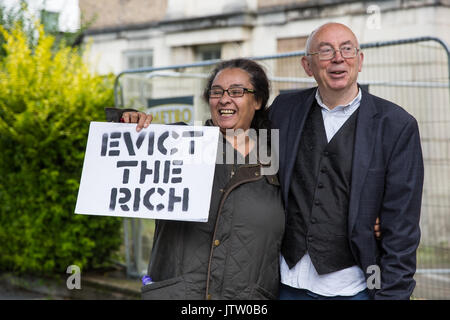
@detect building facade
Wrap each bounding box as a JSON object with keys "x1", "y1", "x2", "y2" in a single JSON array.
[{"x1": 80, "y1": 0, "x2": 450, "y2": 74}]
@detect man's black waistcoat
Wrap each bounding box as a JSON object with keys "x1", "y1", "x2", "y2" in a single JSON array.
[{"x1": 281, "y1": 100, "x2": 359, "y2": 275}]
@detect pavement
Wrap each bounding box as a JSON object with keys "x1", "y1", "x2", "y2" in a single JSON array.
[
  {"x1": 2, "y1": 267, "x2": 449, "y2": 300},
  {"x1": 414, "y1": 272, "x2": 450, "y2": 300},
  {"x1": 0, "y1": 266, "x2": 141, "y2": 300},
  {"x1": 0, "y1": 285, "x2": 50, "y2": 300}
]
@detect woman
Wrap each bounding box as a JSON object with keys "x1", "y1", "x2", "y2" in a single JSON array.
[{"x1": 120, "y1": 58, "x2": 285, "y2": 299}]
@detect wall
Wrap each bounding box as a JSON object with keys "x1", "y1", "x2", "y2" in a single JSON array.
[{"x1": 79, "y1": 0, "x2": 167, "y2": 30}]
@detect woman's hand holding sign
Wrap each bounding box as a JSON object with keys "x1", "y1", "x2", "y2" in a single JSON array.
[{"x1": 122, "y1": 111, "x2": 153, "y2": 132}]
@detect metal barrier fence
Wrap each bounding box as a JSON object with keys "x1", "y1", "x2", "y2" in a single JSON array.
[{"x1": 114, "y1": 37, "x2": 450, "y2": 299}]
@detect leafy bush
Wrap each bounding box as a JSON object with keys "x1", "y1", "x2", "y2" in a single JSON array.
[
  {"x1": 0, "y1": 2, "x2": 86, "y2": 58},
  {"x1": 0, "y1": 24, "x2": 122, "y2": 275}
]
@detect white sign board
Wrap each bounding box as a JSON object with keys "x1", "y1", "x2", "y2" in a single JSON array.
[{"x1": 75, "y1": 122, "x2": 219, "y2": 222}]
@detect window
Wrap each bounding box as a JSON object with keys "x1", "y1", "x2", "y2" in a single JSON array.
[
  {"x1": 277, "y1": 36, "x2": 307, "y2": 54},
  {"x1": 125, "y1": 50, "x2": 154, "y2": 69},
  {"x1": 123, "y1": 50, "x2": 154, "y2": 107},
  {"x1": 195, "y1": 44, "x2": 221, "y2": 61},
  {"x1": 275, "y1": 36, "x2": 309, "y2": 92},
  {"x1": 41, "y1": 10, "x2": 59, "y2": 33}
]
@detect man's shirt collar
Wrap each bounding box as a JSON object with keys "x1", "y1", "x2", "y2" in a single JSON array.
[{"x1": 315, "y1": 88, "x2": 362, "y2": 114}]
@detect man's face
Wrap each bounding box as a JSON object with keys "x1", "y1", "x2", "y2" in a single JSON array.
[{"x1": 302, "y1": 23, "x2": 364, "y2": 94}]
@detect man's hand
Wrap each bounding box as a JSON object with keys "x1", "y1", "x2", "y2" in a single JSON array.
[
  {"x1": 374, "y1": 217, "x2": 381, "y2": 240},
  {"x1": 121, "y1": 111, "x2": 153, "y2": 132}
]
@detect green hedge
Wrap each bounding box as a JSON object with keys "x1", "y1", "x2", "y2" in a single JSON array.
[{"x1": 0, "y1": 24, "x2": 122, "y2": 275}]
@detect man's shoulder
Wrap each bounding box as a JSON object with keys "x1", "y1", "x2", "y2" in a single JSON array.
[
  {"x1": 362, "y1": 89, "x2": 417, "y2": 124},
  {"x1": 364, "y1": 90, "x2": 398, "y2": 109},
  {"x1": 269, "y1": 87, "x2": 316, "y2": 116},
  {"x1": 274, "y1": 87, "x2": 316, "y2": 102},
  {"x1": 269, "y1": 88, "x2": 315, "y2": 125}
]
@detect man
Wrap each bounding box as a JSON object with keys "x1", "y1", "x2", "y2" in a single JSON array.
[{"x1": 269, "y1": 22, "x2": 424, "y2": 299}]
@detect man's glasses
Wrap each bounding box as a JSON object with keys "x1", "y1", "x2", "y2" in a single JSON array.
[
  {"x1": 307, "y1": 45, "x2": 360, "y2": 61},
  {"x1": 209, "y1": 87, "x2": 255, "y2": 98}
]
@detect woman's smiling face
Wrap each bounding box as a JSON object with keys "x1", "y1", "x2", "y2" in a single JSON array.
[{"x1": 209, "y1": 68, "x2": 261, "y2": 133}]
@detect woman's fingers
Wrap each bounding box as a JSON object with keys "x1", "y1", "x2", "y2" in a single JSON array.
[
  {"x1": 137, "y1": 113, "x2": 152, "y2": 132},
  {"x1": 144, "y1": 114, "x2": 153, "y2": 128},
  {"x1": 374, "y1": 217, "x2": 381, "y2": 240},
  {"x1": 121, "y1": 111, "x2": 131, "y2": 123},
  {"x1": 121, "y1": 112, "x2": 152, "y2": 132},
  {"x1": 130, "y1": 112, "x2": 140, "y2": 125}
]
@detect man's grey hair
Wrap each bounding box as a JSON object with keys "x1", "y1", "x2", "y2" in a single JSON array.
[
  {"x1": 304, "y1": 22, "x2": 361, "y2": 55},
  {"x1": 305, "y1": 26, "x2": 320, "y2": 54}
]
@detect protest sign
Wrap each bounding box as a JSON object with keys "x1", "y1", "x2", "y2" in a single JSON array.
[{"x1": 75, "y1": 122, "x2": 219, "y2": 222}]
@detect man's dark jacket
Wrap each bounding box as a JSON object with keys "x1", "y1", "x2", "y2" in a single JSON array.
[{"x1": 269, "y1": 86, "x2": 424, "y2": 299}]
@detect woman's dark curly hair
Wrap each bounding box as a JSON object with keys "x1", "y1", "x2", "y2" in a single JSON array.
[{"x1": 203, "y1": 58, "x2": 272, "y2": 134}]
